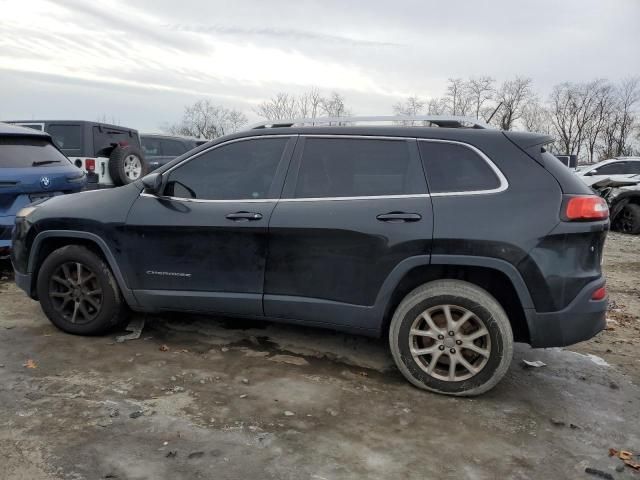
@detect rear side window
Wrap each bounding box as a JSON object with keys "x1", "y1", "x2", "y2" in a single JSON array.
[
  {"x1": 165, "y1": 137, "x2": 288, "y2": 200},
  {"x1": 593, "y1": 162, "x2": 627, "y2": 175},
  {"x1": 418, "y1": 141, "x2": 500, "y2": 194},
  {"x1": 294, "y1": 138, "x2": 426, "y2": 198},
  {"x1": 48, "y1": 124, "x2": 82, "y2": 156},
  {"x1": 141, "y1": 137, "x2": 161, "y2": 157},
  {"x1": 0, "y1": 137, "x2": 70, "y2": 168}
]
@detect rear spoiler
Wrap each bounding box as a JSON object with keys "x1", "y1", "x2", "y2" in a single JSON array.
[
  {"x1": 502, "y1": 131, "x2": 592, "y2": 195},
  {"x1": 502, "y1": 131, "x2": 554, "y2": 166}
]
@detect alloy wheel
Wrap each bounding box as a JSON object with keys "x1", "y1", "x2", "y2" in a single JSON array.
[
  {"x1": 123, "y1": 154, "x2": 142, "y2": 180},
  {"x1": 48, "y1": 262, "x2": 103, "y2": 324},
  {"x1": 408, "y1": 304, "x2": 491, "y2": 381}
]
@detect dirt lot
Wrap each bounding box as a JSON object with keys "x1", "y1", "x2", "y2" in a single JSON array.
[{"x1": 0, "y1": 233, "x2": 639, "y2": 479}]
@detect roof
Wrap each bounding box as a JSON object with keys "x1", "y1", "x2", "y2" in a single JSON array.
[
  {"x1": 0, "y1": 121, "x2": 51, "y2": 138},
  {"x1": 140, "y1": 133, "x2": 204, "y2": 142},
  {"x1": 215, "y1": 125, "x2": 548, "y2": 147},
  {"x1": 5, "y1": 120, "x2": 137, "y2": 132}
]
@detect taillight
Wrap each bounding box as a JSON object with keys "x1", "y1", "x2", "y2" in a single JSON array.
[
  {"x1": 591, "y1": 286, "x2": 606, "y2": 301},
  {"x1": 85, "y1": 159, "x2": 96, "y2": 172},
  {"x1": 563, "y1": 196, "x2": 609, "y2": 221}
]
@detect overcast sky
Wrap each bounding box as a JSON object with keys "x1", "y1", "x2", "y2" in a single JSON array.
[{"x1": 1, "y1": 0, "x2": 639, "y2": 132}]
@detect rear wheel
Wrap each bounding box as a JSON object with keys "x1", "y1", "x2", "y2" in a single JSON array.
[
  {"x1": 614, "y1": 203, "x2": 640, "y2": 234},
  {"x1": 36, "y1": 245, "x2": 126, "y2": 335},
  {"x1": 389, "y1": 280, "x2": 513, "y2": 396}
]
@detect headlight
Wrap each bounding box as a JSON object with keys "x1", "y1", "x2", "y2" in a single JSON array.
[{"x1": 16, "y1": 206, "x2": 38, "y2": 218}]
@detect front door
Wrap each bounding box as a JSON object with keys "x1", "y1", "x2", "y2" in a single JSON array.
[
  {"x1": 124, "y1": 135, "x2": 296, "y2": 316},
  {"x1": 264, "y1": 136, "x2": 433, "y2": 331}
]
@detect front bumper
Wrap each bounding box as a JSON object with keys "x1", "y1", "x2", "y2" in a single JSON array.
[{"x1": 526, "y1": 277, "x2": 607, "y2": 348}]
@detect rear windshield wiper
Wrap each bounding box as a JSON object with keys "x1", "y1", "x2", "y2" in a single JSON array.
[{"x1": 32, "y1": 160, "x2": 61, "y2": 166}]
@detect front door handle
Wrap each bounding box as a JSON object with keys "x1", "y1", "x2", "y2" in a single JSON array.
[
  {"x1": 376, "y1": 212, "x2": 422, "y2": 223},
  {"x1": 225, "y1": 211, "x2": 263, "y2": 221}
]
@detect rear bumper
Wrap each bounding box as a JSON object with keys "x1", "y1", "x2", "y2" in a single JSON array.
[
  {"x1": 526, "y1": 277, "x2": 607, "y2": 348},
  {"x1": 0, "y1": 215, "x2": 15, "y2": 249}
]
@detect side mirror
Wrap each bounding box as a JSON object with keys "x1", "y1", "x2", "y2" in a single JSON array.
[
  {"x1": 141, "y1": 172, "x2": 162, "y2": 194},
  {"x1": 584, "y1": 169, "x2": 597, "y2": 176}
]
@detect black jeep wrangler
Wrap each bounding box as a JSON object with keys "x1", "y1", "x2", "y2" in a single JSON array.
[
  {"x1": 6, "y1": 120, "x2": 147, "y2": 188},
  {"x1": 11, "y1": 116, "x2": 609, "y2": 396}
]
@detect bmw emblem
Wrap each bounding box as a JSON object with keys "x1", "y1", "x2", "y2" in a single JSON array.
[{"x1": 40, "y1": 176, "x2": 51, "y2": 189}]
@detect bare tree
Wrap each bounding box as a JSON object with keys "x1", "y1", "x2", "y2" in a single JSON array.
[
  {"x1": 467, "y1": 76, "x2": 495, "y2": 120},
  {"x1": 320, "y1": 91, "x2": 351, "y2": 118},
  {"x1": 492, "y1": 77, "x2": 533, "y2": 130},
  {"x1": 548, "y1": 79, "x2": 610, "y2": 158},
  {"x1": 393, "y1": 96, "x2": 426, "y2": 125},
  {"x1": 444, "y1": 78, "x2": 472, "y2": 116},
  {"x1": 254, "y1": 93, "x2": 299, "y2": 120},
  {"x1": 296, "y1": 87, "x2": 323, "y2": 119},
  {"x1": 165, "y1": 100, "x2": 248, "y2": 139},
  {"x1": 521, "y1": 99, "x2": 551, "y2": 134},
  {"x1": 254, "y1": 89, "x2": 352, "y2": 122}
]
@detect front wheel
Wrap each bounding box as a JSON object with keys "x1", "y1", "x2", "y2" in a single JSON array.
[
  {"x1": 389, "y1": 280, "x2": 513, "y2": 396},
  {"x1": 614, "y1": 203, "x2": 640, "y2": 234},
  {"x1": 36, "y1": 245, "x2": 126, "y2": 335}
]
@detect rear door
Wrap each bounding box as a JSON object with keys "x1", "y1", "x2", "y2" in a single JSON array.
[
  {"x1": 264, "y1": 135, "x2": 433, "y2": 331},
  {"x1": 124, "y1": 135, "x2": 296, "y2": 316}
]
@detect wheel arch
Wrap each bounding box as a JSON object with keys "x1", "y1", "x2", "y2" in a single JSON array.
[
  {"x1": 28, "y1": 230, "x2": 137, "y2": 306},
  {"x1": 377, "y1": 255, "x2": 533, "y2": 344}
]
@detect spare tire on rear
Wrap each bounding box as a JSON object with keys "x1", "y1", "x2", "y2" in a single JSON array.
[{"x1": 108, "y1": 145, "x2": 147, "y2": 186}]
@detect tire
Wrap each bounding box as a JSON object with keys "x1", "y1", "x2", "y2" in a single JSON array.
[
  {"x1": 614, "y1": 203, "x2": 640, "y2": 234},
  {"x1": 36, "y1": 245, "x2": 127, "y2": 335},
  {"x1": 108, "y1": 145, "x2": 147, "y2": 186},
  {"x1": 389, "y1": 279, "x2": 513, "y2": 396}
]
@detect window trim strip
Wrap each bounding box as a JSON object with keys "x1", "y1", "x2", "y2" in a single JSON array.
[{"x1": 146, "y1": 134, "x2": 509, "y2": 203}]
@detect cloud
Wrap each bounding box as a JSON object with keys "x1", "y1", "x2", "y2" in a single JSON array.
[{"x1": 0, "y1": 0, "x2": 638, "y2": 132}]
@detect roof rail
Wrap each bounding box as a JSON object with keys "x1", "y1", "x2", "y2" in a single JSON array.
[{"x1": 248, "y1": 115, "x2": 492, "y2": 130}]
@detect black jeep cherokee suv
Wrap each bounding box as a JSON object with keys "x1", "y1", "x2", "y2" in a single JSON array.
[{"x1": 11, "y1": 117, "x2": 609, "y2": 396}]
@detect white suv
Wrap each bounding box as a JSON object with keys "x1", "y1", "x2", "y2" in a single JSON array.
[{"x1": 577, "y1": 157, "x2": 640, "y2": 186}]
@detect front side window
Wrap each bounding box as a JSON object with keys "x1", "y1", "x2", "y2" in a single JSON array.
[
  {"x1": 48, "y1": 124, "x2": 82, "y2": 156},
  {"x1": 165, "y1": 137, "x2": 288, "y2": 200},
  {"x1": 294, "y1": 138, "x2": 426, "y2": 198},
  {"x1": 141, "y1": 137, "x2": 161, "y2": 157},
  {"x1": 419, "y1": 141, "x2": 501, "y2": 194},
  {"x1": 621, "y1": 162, "x2": 640, "y2": 174}
]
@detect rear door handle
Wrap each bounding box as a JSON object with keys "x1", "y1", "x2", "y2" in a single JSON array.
[
  {"x1": 225, "y1": 211, "x2": 263, "y2": 221},
  {"x1": 376, "y1": 212, "x2": 422, "y2": 223}
]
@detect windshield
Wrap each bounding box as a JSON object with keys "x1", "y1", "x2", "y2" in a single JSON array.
[{"x1": 0, "y1": 137, "x2": 71, "y2": 168}]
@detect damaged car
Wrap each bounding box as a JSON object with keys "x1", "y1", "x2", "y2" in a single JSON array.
[{"x1": 591, "y1": 176, "x2": 640, "y2": 234}]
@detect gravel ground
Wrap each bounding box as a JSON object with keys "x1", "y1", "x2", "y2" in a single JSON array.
[{"x1": 0, "y1": 232, "x2": 638, "y2": 479}]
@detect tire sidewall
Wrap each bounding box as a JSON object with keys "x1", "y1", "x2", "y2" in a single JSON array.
[
  {"x1": 37, "y1": 247, "x2": 123, "y2": 335},
  {"x1": 109, "y1": 145, "x2": 147, "y2": 185},
  {"x1": 390, "y1": 283, "x2": 513, "y2": 396}
]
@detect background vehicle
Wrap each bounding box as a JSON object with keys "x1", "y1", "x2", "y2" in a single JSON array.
[
  {"x1": 576, "y1": 157, "x2": 640, "y2": 186},
  {"x1": 6, "y1": 120, "x2": 147, "y2": 188},
  {"x1": 591, "y1": 176, "x2": 640, "y2": 234},
  {"x1": 11, "y1": 115, "x2": 609, "y2": 396},
  {"x1": 0, "y1": 122, "x2": 85, "y2": 256},
  {"x1": 141, "y1": 134, "x2": 206, "y2": 171}
]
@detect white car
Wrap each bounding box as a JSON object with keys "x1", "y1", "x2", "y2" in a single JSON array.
[{"x1": 576, "y1": 157, "x2": 640, "y2": 186}]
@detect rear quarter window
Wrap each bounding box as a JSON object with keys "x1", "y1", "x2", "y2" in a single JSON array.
[
  {"x1": 418, "y1": 141, "x2": 501, "y2": 193},
  {"x1": 47, "y1": 124, "x2": 82, "y2": 157},
  {"x1": 0, "y1": 137, "x2": 70, "y2": 168}
]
